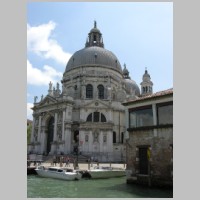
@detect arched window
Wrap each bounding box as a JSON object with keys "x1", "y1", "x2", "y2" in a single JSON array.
[
  {"x1": 86, "y1": 84, "x2": 93, "y2": 98},
  {"x1": 101, "y1": 113, "x2": 106, "y2": 122},
  {"x1": 97, "y1": 85, "x2": 104, "y2": 99},
  {"x1": 94, "y1": 112, "x2": 100, "y2": 122},
  {"x1": 93, "y1": 35, "x2": 97, "y2": 42},
  {"x1": 86, "y1": 112, "x2": 107, "y2": 122},
  {"x1": 86, "y1": 113, "x2": 92, "y2": 122},
  {"x1": 113, "y1": 131, "x2": 116, "y2": 143}
]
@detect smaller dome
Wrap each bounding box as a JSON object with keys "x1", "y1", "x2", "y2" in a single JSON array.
[
  {"x1": 90, "y1": 27, "x2": 101, "y2": 33},
  {"x1": 90, "y1": 20, "x2": 101, "y2": 33},
  {"x1": 143, "y1": 69, "x2": 150, "y2": 78},
  {"x1": 124, "y1": 79, "x2": 140, "y2": 96}
]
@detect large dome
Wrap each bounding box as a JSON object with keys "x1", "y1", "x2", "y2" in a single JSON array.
[{"x1": 65, "y1": 46, "x2": 122, "y2": 73}]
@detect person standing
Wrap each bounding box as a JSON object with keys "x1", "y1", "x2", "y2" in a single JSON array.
[{"x1": 67, "y1": 157, "x2": 70, "y2": 167}]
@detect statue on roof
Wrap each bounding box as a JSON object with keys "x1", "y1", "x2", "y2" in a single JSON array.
[
  {"x1": 34, "y1": 96, "x2": 38, "y2": 103},
  {"x1": 49, "y1": 81, "x2": 52, "y2": 90},
  {"x1": 56, "y1": 82, "x2": 60, "y2": 90}
]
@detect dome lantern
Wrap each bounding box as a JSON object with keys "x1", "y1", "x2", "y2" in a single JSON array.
[
  {"x1": 65, "y1": 22, "x2": 122, "y2": 73},
  {"x1": 123, "y1": 63, "x2": 130, "y2": 79},
  {"x1": 85, "y1": 21, "x2": 104, "y2": 48}
]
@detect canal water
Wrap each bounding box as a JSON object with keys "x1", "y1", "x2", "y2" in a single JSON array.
[{"x1": 27, "y1": 175, "x2": 173, "y2": 198}]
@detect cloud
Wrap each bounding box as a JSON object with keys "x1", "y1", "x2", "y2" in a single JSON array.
[
  {"x1": 27, "y1": 60, "x2": 62, "y2": 86},
  {"x1": 27, "y1": 103, "x2": 33, "y2": 120},
  {"x1": 27, "y1": 21, "x2": 72, "y2": 65}
]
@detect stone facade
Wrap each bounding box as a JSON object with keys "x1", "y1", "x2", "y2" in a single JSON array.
[
  {"x1": 123, "y1": 89, "x2": 173, "y2": 187},
  {"x1": 28, "y1": 22, "x2": 139, "y2": 162}
]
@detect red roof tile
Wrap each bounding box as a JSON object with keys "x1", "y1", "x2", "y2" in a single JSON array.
[{"x1": 123, "y1": 88, "x2": 173, "y2": 104}]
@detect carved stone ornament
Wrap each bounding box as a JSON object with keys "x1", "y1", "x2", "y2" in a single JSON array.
[{"x1": 93, "y1": 131, "x2": 99, "y2": 142}]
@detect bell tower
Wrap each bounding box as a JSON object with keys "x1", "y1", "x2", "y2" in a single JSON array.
[
  {"x1": 140, "y1": 68, "x2": 153, "y2": 96},
  {"x1": 85, "y1": 21, "x2": 104, "y2": 48}
]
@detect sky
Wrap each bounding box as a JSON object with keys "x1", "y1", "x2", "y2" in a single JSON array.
[{"x1": 27, "y1": 2, "x2": 173, "y2": 120}]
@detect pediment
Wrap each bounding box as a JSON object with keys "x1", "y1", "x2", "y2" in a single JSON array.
[{"x1": 37, "y1": 95, "x2": 57, "y2": 107}]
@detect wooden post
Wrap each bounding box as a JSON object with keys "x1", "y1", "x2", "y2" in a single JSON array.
[{"x1": 88, "y1": 159, "x2": 90, "y2": 170}]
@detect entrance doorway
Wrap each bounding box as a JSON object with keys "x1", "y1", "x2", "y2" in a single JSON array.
[
  {"x1": 139, "y1": 147, "x2": 148, "y2": 174},
  {"x1": 73, "y1": 130, "x2": 79, "y2": 154},
  {"x1": 47, "y1": 117, "x2": 54, "y2": 154}
]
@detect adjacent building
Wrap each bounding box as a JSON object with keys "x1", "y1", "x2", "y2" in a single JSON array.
[{"x1": 123, "y1": 85, "x2": 173, "y2": 187}]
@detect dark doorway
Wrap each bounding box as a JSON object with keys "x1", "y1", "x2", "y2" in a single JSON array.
[
  {"x1": 74, "y1": 130, "x2": 79, "y2": 143},
  {"x1": 113, "y1": 131, "x2": 116, "y2": 143},
  {"x1": 73, "y1": 130, "x2": 79, "y2": 154},
  {"x1": 139, "y1": 147, "x2": 148, "y2": 174},
  {"x1": 47, "y1": 117, "x2": 54, "y2": 154}
]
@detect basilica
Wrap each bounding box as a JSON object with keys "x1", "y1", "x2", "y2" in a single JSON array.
[{"x1": 28, "y1": 21, "x2": 153, "y2": 162}]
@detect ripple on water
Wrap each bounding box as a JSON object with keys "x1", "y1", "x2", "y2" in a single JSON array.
[{"x1": 27, "y1": 175, "x2": 173, "y2": 198}]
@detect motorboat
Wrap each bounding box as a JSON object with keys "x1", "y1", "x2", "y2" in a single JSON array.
[
  {"x1": 35, "y1": 166, "x2": 82, "y2": 181},
  {"x1": 81, "y1": 166, "x2": 126, "y2": 179}
]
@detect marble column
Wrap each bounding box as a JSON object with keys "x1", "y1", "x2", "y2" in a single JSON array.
[
  {"x1": 62, "y1": 110, "x2": 65, "y2": 141},
  {"x1": 40, "y1": 126, "x2": 45, "y2": 154},
  {"x1": 53, "y1": 112, "x2": 58, "y2": 141},
  {"x1": 64, "y1": 126, "x2": 72, "y2": 154}
]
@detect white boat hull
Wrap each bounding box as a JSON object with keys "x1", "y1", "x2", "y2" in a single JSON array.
[
  {"x1": 87, "y1": 167, "x2": 126, "y2": 179},
  {"x1": 35, "y1": 168, "x2": 82, "y2": 181}
]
